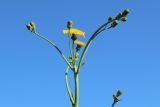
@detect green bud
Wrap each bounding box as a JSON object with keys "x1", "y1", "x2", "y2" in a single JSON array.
[
  {"x1": 67, "y1": 20, "x2": 73, "y2": 29},
  {"x1": 30, "y1": 22, "x2": 35, "y2": 28},
  {"x1": 30, "y1": 22, "x2": 36, "y2": 32},
  {"x1": 73, "y1": 52, "x2": 79, "y2": 61},
  {"x1": 69, "y1": 59, "x2": 73, "y2": 63},
  {"x1": 115, "y1": 12, "x2": 123, "y2": 20},
  {"x1": 69, "y1": 57, "x2": 73, "y2": 63},
  {"x1": 26, "y1": 24, "x2": 32, "y2": 31},
  {"x1": 71, "y1": 34, "x2": 77, "y2": 41},
  {"x1": 121, "y1": 17, "x2": 127, "y2": 22},
  {"x1": 75, "y1": 52, "x2": 79, "y2": 58},
  {"x1": 111, "y1": 20, "x2": 118, "y2": 28},
  {"x1": 76, "y1": 46, "x2": 81, "y2": 52},
  {"x1": 122, "y1": 9, "x2": 130, "y2": 17},
  {"x1": 116, "y1": 90, "x2": 122, "y2": 97},
  {"x1": 108, "y1": 16, "x2": 113, "y2": 22},
  {"x1": 26, "y1": 22, "x2": 36, "y2": 32},
  {"x1": 75, "y1": 58, "x2": 78, "y2": 61}
]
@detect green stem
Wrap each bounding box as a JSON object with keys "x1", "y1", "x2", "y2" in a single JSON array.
[
  {"x1": 68, "y1": 34, "x2": 73, "y2": 59},
  {"x1": 74, "y1": 73, "x2": 79, "y2": 107},
  {"x1": 65, "y1": 66, "x2": 75, "y2": 106},
  {"x1": 68, "y1": 29, "x2": 74, "y2": 61},
  {"x1": 111, "y1": 101, "x2": 117, "y2": 107},
  {"x1": 72, "y1": 40, "x2": 75, "y2": 60},
  {"x1": 34, "y1": 32, "x2": 73, "y2": 70},
  {"x1": 77, "y1": 20, "x2": 114, "y2": 74}
]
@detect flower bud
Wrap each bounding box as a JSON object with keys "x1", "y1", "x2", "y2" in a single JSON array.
[
  {"x1": 116, "y1": 90, "x2": 122, "y2": 97},
  {"x1": 69, "y1": 56, "x2": 73, "y2": 63},
  {"x1": 108, "y1": 16, "x2": 113, "y2": 22},
  {"x1": 76, "y1": 46, "x2": 81, "y2": 52},
  {"x1": 74, "y1": 52, "x2": 79, "y2": 61},
  {"x1": 75, "y1": 40, "x2": 85, "y2": 52},
  {"x1": 71, "y1": 34, "x2": 77, "y2": 41},
  {"x1": 30, "y1": 22, "x2": 36, "y2": 32},
  {"x1": 67, "y1": 20, "x2": 73, "y2": 29},
  {"x1": 121, "y1": 17, "x2": 127, "y2": 22},
  {"x1": 26, "y1": 22, "x2": 36, "y2": 32},
  {"x1": 122, "y1": 9, "x2": 129, "y2": 17},
  {"x1": 26, "y1": 24, "x2": 32, "y2": 31},
  {"x1": 115, "y1": 12, "x2": 122, "y2": 20},
  {"x1": 30, "y1": 22, "x2": 36, "y2": 28},
  {"x1": 75, "y1": 52, "x2": 79, "y2": 58},
  {"x1": 111, "y1": 20, "x2": 118, "y2": 28},
  {"x1": 69, "y1": 59, "x2": 73, "y2": 63}
]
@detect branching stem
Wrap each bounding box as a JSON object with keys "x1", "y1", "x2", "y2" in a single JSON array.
[
  {"x1": 77, "y1": 20, "x2": 115, "y2": 74},
  {"x1": 34, "y1": 32, "x2": 73, "y2": 70},
  {"x1": 65, "y1": 66, "x2": 75, "y2": 106}
]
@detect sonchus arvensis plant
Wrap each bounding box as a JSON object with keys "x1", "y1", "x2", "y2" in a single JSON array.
[{"x1": 26, "y1": 9, "x2": 129, "y2": 107}]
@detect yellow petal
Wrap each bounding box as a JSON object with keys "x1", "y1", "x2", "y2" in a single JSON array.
[
  {"x1": 63, "y1": 28, "x2": 85, "y2": 37},
  {"x1": 75, "y1": 40, "x2": 85, "y2": 47},
  {"x1": 63, "y1": 30, "x2": 69, "y2": 34}
]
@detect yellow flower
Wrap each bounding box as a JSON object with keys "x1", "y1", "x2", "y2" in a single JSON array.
[
  {"x1": 63, "y1": 28, "x2": 85, "y2": 37},
  {"x1": 75, "y1": 40, "x2": 85, "y2": 47}
]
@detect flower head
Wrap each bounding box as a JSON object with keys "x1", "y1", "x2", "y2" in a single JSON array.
[
  {"x1": 75, "y1": 40, "x2": 85, "y2": 47},
  {"x1": 75, "y1": 40, "x2": 85, "y2": 51},
  {"x1": 63, "y1": 28, "x2": 85, "y2": 37}
]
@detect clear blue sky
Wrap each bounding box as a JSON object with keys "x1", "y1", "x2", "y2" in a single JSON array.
[{"x1": 0, "y1": 0, "x2": 160, "y2": 107}]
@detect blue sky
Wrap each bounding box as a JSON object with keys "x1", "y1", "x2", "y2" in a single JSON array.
[{"x1": 0, "y1": 0, "x2": 160, "y2": 107}]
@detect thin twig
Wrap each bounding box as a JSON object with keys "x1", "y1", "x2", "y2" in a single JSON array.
[
  {"x1": 34, "y1": 32, "x2": 73, "y2": 70},
  {"x1": 77, "y1": 19, "x2": 115, "y2": 74}
]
